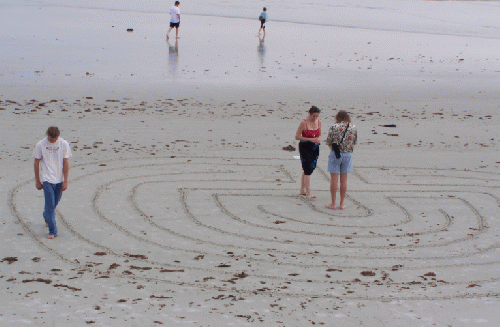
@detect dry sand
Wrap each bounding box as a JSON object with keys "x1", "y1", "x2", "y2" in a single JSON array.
[{"x1": 1, "y1": 1, "x2": 500, "y2": 326}]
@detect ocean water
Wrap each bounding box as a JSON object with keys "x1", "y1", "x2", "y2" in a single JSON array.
[
  {"x1": 1, "y1": 0, "x2": 499, "y2": 96},
  {"x1": 5, "y1": 0, "x2": 500, "y2": 38}
]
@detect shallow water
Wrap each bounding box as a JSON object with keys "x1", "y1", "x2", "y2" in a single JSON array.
[
  {"x1": 1, "y1": 0, "x2": 499, "y2": 99},
  {"x1": 5, "y1": 0, "x2": 500, "y2": 38}
]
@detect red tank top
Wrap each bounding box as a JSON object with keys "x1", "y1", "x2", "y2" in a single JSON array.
[{"x1": 301, "y1": 120, "x2": 319, "y2": 138}]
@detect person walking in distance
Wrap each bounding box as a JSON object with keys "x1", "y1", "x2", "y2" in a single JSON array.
[
  {"x1": 167, "y1": 1, "x2": 181, "y2": 40},
  {"x1": 258, "y1": 7, "x2": 268, "y2": 36},
  {"x1": 33, "y1": 127, "x2": 72, "y2": 239}
]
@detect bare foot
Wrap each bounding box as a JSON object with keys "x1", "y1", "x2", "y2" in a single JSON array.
[
  {"x1": 306, "y1": 195, "x2": 316, "y2": 199},
  {"x1": 176, "y1": 37, "x2": 180, "y2": 39},
  {"x1": 339, "y1": 205, "x2": 347, "y2": 210},
  {"x1": 47, "y1": 235, "x2": 55, "y2": 239},
  {"x1": 299, "y1": 193, "x2": 306, "y2": 196},
  {"x1": 325, "y1": 204, "x2": 336, "y2": 210}
]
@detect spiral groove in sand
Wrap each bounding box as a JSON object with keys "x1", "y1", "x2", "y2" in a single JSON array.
[{"x1": 10, "y1": 156, "x2": 500, "y2": 300}]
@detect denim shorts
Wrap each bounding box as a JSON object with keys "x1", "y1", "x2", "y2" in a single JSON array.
[{"x1": 328, "y1": 151, "x2": 353, "y2": 174}]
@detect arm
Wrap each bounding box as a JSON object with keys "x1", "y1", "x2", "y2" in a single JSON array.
[
  {"x1": 316, "y1": 119, "x2": 322, "y2": 144},
  {"x1": 295, "y1": 121, "x2": 314, "y2": 142},
  {"x1": 295, "y1": 120, "x2": 321, "y2": 143},
  {"x1": 62, "y1": 158, "x2": 69, "y2": 191},
  {"x1": 34, "y1": 159, "x2": 43, "y2": 190},
  {"x1": 295, "y1": 121, "x2": 306, "y2": 141},
  {"x1": 326, "y1": 126, "x2": 334, "y2": 148}
]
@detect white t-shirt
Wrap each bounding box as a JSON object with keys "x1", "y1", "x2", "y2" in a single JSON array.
[
  {"x1": 33, "y1": 137, "x2": 72, "y2": 184},
  {"x1": 170, "y1": 5, "x2": 180, "y2": 23}
]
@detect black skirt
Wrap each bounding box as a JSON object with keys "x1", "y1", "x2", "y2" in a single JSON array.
[{"x1": 299, "y1": 141, "x2": 319, "y2": 175}]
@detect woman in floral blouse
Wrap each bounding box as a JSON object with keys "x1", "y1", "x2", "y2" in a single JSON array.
[{"x1": 325, "y1": 110, "x2": 357, "y2": 209}]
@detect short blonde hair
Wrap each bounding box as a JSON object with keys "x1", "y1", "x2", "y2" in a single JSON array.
[{"x1": 335, "y1": 110, "x2": 351, "y2": 123}]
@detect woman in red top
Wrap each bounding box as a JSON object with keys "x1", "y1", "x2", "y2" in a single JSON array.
[{"x1": 295, "y1": 106, "x2": 322, "y2": 198}]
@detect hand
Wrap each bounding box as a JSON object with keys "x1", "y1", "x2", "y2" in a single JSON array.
[
  {"x1": 36, "y1": 181, "x2": 43, "y2": 190},
  {"x1": 62, "y1": 181, "x2": 68, "y2": 191},
  {"x1": 314, "y1": 138, "x2": 320, "y2": 145}
]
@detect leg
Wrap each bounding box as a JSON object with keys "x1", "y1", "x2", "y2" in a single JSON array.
[
  {"x1": 298, "y1": 142, "x2": 316, "y2": 198},
  {"x1": 42, "y1": 182, "x2": 59, "y2": 237},
  {"x1": 299, "y1": 172, "x2": 306, "y2": 195},
  {"x1": 53, "y1": 182, "x2": 63, "y2": 212},
  {"x1": 303, "y1": 174, "x2": 315, "y2": 199},
  {"x1": 326, "y1": 173, "x2": 339, "y2": 209},
  {"x1": 339, "y1": 173, "x2": 348, "y2": 209},
  {"x1": 175, "y1": 26, "x2": 179, "y2": 39},
  {"x1": 259, "y1": 20, "x2": 265, "y2": 35},
  {"x1": 167, "y1": 27, "x2": 173, "y2": 39}
]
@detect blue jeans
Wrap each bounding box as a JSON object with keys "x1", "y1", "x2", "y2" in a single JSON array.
[
  {"x1": 327, "y1": 151, "x2": 353, "y2": 174},
  {"x1": 43, "y1": 182, "x2": 63, "y2": 236}
]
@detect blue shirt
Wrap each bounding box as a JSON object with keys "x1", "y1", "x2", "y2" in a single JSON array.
[{"x1": 260, "y1": 11, "x2": 268, "y2": 21}]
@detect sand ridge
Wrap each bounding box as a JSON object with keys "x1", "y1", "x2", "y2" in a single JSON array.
[{"x1": 1, "y1": 94, "x2": 499, "y2": 326}]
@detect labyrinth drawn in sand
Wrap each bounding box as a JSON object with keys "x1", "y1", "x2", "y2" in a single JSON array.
[{"x1": 10, "y1": 156, "x2": 500, "y2": 300}]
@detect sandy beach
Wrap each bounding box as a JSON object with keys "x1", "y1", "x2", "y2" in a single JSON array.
[{"x1": 1, "y1": 0, "x2": 500, "y2": 326}]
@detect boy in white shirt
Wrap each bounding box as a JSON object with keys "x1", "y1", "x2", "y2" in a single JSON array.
[
  {"x1": 167, "y1": 1, "x2": 181, "y2": 40},
  {"x1": 33, "y1": 127, "x2": 72, "y2": 239}
]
